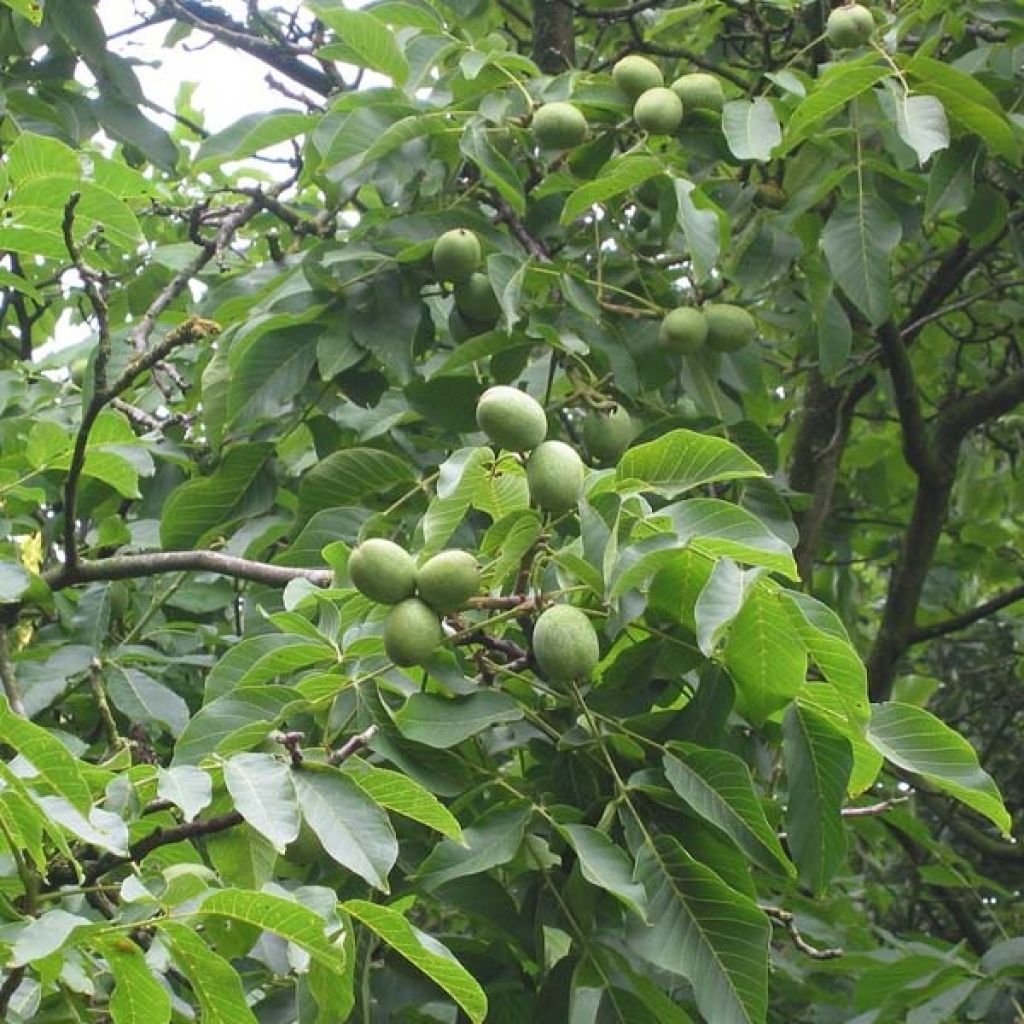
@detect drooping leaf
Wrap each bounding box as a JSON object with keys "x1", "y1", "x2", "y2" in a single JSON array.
[
  {"x1": 293, "y1": 767, "x2": 398, "y2": 889},
  {"x1": 868, "y1": 703, "x2": 1011, "y2": 833},
  {"x1": 558, "y1": 823, "x2": 649, "y2": 918},
  {"x1": 98, "y1": 936, "x2": 172, "y2": 1024},
  {"x1": 344, "y1": 899, "x2": 487, "y2": 1023},
  {"x1": 821, "y1": 195, "x2": 902, "y2": 326},
  {"x1": 223, "y1": 752, "x2": 300, "y2": 854},
  {"x1": 628, "y1": 835, "x2": 769, "y2": 1024},
  {"x1": 664, "y1": 741, "x2": 794, "y2": 878},
  {"x1": 782, "y1": 703, "x2": 852, "y2": 893}
]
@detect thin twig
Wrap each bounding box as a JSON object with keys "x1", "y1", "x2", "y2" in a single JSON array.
[
  {"x1": 328, "y1": 725, "x2": 378, "y2": 765},
  {"x1": 841, "y1": 796, "x2": 909, "y2": 818},
  {"x1": 760, "y1": 905, "x2": 844, "y2": 960}
]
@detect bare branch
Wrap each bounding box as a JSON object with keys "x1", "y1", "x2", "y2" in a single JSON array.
[
  {"x1": 163, "y1": 0, "x2": 336, "y2": 97},
  {"x1": 937, "y1": 368, "x2": 1024, "y2": 446},
  {"x1": 328, "y1": 725, "x2": 379, "y2": 765},
  {"x1": 841, "y1": 796, "x2": 909, "y2": 818},
  {"x1": 909, "y1": 584, "x2": 1024, "y2": 644},
  {"x1": 877, "y1": 320, "x2": 938, "y2": 480},
  {"x1": 44, "y1": 550, "x2": 333, "y2": 593},
  {"x1": 760, "y1": 906, "x2": 844, "y2": 960}
]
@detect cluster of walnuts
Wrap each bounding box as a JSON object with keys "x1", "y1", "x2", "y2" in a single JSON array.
[
  {"x1": 347, "y1": 3, "x2": 878, "y2": 680},
  {"x1": 346, "y1": 382, "x2": 600, "y2": 682}
]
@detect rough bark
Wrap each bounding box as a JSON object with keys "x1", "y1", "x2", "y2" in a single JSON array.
[{"x1": 532, "y1": 0, "x2": 576, "y2": 73}]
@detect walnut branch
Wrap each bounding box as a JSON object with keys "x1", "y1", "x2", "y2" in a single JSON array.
[
  {"x1": 877, "y1": 320, "x2": 939, "y2": 480},
  {"x1": 760, "y1": 906, "x2": 843, "y2": 960},
  {"x1": 909, "y1": 583, "x2": 1024, "y2": 644},
  {"x1": 161, "y1": 0, "x2": 336, "y2": 97},
  {"x1": 44, "y1": 550, "x2": 333, "y2": 593}
]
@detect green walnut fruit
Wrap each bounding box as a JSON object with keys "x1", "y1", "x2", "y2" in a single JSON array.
[
  {"x1": 532, "y1": 604, "x2": 600, "y2": 683},
  {"x1": 416, "y1": 550, "x2": 481, "y2": 613},
  {"x1": 432, "y1": 228, "x2": 482, "y2": 282},
  {"x1": 826, "y1": 3, "x2": 875, "y2": 48},
  {"x1": 455, "y1": 272, "x2": 501, "y2": 324},
  {"x1": 476, "y1": 385, "x2": 548, "y2": 451},
  {"x1": 704, "y1": 303, "x2": 757, "y2": 352},
  {"x1": 527, "y1": 440, "x2": 584, "y2": 515},
  {"x1": 634, "y1": 87, "x2": 684, "y2": 135},
  {"x1": 384, "y1": 598, "x2": 444, "y2": 667},
  {"x1": 532, "y1": 102, "x2": 588, "y2": 150},
  {"x1": 670, "y1": 72, "x2": 724, "y2": 112},
  {"x1": 659, "y1": 307, "x2": 708, "y2": 354},
  {"x1": 348, "y1": 538, "x2": 417, "y2": 605},
  {"x1": 612, "y1": 55, "x2": 663, "y2": 99},
  {"x1": 583, "y1": 405, "x2": 633, "y2": 465}
]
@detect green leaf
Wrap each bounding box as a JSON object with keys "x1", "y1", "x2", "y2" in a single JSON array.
[
  {"x1": 628, "y1": 835, "x2": 769, "y2": 1024},
  {"x1": 724, "y1": 585, "x2": 808, "y2": 725},
  {"x1": 895, "y1": 93, "x2": 949, "y2": 165},
  {"x1": 171, "y1": 686, "x2": 299, "y2": 766},
  {"x1": 199, "y1": 888, "x2": 347, "y2": 974},
  {"x1": 315, "y1": 6, "x2": 410, "y2": 84},
  {"x1": 868, "y1": 703, "x2": 1011, "y2": 833},
  {"x1": 784, "y1": 63, "x2": 892, "y2": 146},
  {"x1": 782, "y1": 703, "x2": 852, "y2": 893},
  {"x1": 223, "y1": 752, "x2": 300, "y2": 853},
  {"x1": 781, "y1": 591, "x2": 869, "y2": 729},
  {"x1": 161, "y1": 921, "x2": 258, "y2": 1024},
  {"x1": 10, "y1": 908, "x2": 92, "y2": 966},
  {"x1": 157, "y1": 766, "x2": 213, "y2": 823},
  {"x1": 293, "y1": 767, "x2": 398, "y2": 890},
  {"x1": 1, "y1": 0, "x2": 44, "y2": 26},
  {"x1": 661, "y1": 498, "x2": 798, "y2": 579},
  {"x1": 298, "y1": 447, "x2": 414, "y2": 518},
  {"x1": 105, "y1": 666, "x2": 190, "y2": 737},
  {"x1": 91, "y1": 96, "x2": 179, "y2": 172},
  {"x1": 561, "y1": 156, "x2": 663, "y2": 225},
  {"x1": 721, "y1": 99, "x2": 781, "y2": 161},
  {"x1": 98, "y1": 937, "x2": 172, "y2": 1024},
  {"x1": 160, "y1": 443, "x2": 273, "y2": 549},
  {"x1": 616, "y1": 429, "x2": 764, "y2": 498},
  {"x1": 0, "y1": 703, "x2": 92, "y2": 812},
  {"x1": 673, "y1": 178, "x2": 720, "y2": 282},
  {"x1": 416, "y1": 803, "x2": 530, "y2": 889},
  {"x1": 5, "y1": 132, "x2": 78, "y2": 182},
  {"x1": 461, "y1": 120, "x2": 525, "y2": 215},
  {"x1": 0, "y1": 561, "x2": 32, "y2": 603},
  {"x1": 346, "y1": 760, "x2": 463, "y2": 842},
  {"x1": 905, "y1": 56, "x2": 1020, "y2": 161},
  {"x1": 195, "y1": 111, "x2": 316, "y2": 171},
  {"x1": 557, "y1": 824, "x2": 649, "y2": 918},
  {"x1": 693, "y1": 560, "x2": 762, "y2": 655},
  {"x1": 205, "y1": 633, "x2": 336, "y2": 702},
  {"x1": 821, "y1": 194, "x2": 902, "y2": 327},
  {"x1": 664, "y1": 742, "x2": 794, "y2": 878},
  {"x1": 393, "y1": 691, "x2": 523, "y2": 748},
  {"x1": 344, "y1": 899, "x2": 487, "y2": 1023}
]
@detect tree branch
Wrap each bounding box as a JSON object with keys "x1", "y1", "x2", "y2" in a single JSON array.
[
  {"x1": 760, "y1": 906, "x2": 843, "y2": 960},
  {"x1": 43, "y1": 550, "x2": 333, "y2": 593},
  {"x1": 161, "y1": 0, "x2": 336, "y2": 96},
  {"x1": 909, "y1": 584, "x2": 1024, "y2": 644},
  {"x1": 936, "y1": 369, "x2": 1024, "y2": 447},
  {"x1": 877, "y1": 320, "x2": 938, "y2": 480}
]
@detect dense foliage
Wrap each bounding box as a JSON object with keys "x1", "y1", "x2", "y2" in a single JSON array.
[{"x1": 0, "y1": 0, "x2": 1022, "y2": 1021}]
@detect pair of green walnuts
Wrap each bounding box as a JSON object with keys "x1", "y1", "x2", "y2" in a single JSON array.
[
  {"x1": 659, "y1": 303, "x2": 757, "y2": 355},
  {"x1": 431, "y1": 228, "x2": 501, "y2": 325}
]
